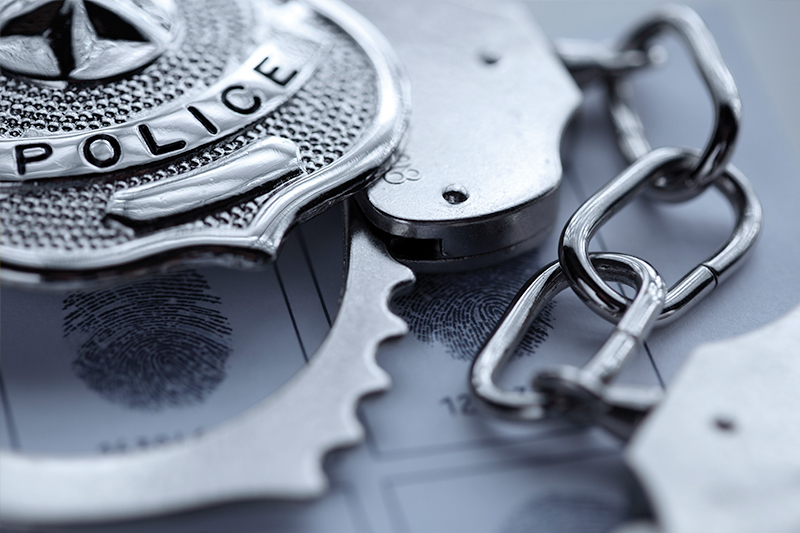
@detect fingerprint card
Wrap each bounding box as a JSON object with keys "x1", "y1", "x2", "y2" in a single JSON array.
[{"x1": 0, "y1": 209, "x2": 341, "y2": 455}]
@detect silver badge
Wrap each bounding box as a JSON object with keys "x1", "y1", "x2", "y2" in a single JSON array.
[{"x1": 0, "y1": 0, "x2": 409, "y2": 286}]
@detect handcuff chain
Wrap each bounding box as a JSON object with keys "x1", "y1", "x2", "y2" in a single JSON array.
[
  {"x1": 558, "y1": 4, "x2": 740, "y2": 201},
  {"x1": 471, "y1": 5, "x2": 763, "y2": 435},
  {"x1": 557, "y1": 3, "x2": 761, "y2": 322}
]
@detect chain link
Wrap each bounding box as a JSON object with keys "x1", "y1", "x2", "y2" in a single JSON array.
[
  {"x1": 470, "y1": 253, "x2": 666, "y2": 434},
  {"x1": 610, "y1": 4, "x2": 742, "y2": 202},
  {"x1": 559, "y1": 147, "x2": 762, "y2": 325},
  {"x1": 470, "y1": 5, "x2": 763, "y2": 436}
]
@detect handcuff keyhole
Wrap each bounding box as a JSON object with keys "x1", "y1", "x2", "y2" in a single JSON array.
[
  {"x1": 713, "y1": 415, "x2": 736, "y2": 432},
  {"x1": 443, "y1": 185, "x2": 469, "y2": 204},
  {"x1": 479, "y1": 51, "x2": 501, "y2": 65}
]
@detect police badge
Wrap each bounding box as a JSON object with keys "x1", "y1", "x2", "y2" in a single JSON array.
[
  {"x1": 0, "y1": 0, "x2": 416, "y2": 523},
  {"x1": 0, "y1": 0, "x2": 409, "y2": 286}
]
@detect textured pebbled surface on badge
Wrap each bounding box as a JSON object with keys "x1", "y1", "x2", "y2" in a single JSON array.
[{"x1": 0, "y1": 0, "x2": 409, "y2": 286}]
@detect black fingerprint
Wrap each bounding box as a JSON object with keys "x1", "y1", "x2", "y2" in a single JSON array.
[
  {"x1": 502, "y1": 494, "x2": 627, "y2": 533},
  {"x1": 392, "y1": 252, "x2": 555, "y2": 360},
  {"x1": 63, "y1": 270, "x2": 232, "y2": 411}
]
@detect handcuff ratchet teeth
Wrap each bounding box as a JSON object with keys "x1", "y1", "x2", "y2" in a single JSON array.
[{"x1": 0, "y1": 203, "x2": 414, "y2": 525}]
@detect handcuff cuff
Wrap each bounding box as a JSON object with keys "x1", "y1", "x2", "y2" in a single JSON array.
[{"x1": 0, "y1": 0, "x2": 768, "y2": 530}]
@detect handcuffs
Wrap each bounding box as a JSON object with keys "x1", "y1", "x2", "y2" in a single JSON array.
[{"x1": 0, "y1": 1, "x2": 778, "y2": 531}]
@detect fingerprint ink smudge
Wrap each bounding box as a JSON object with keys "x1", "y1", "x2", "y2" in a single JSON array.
[
  {"x1": 63, "y1": 270, "x2": 232, "y2": 411},
  {"x1": 392, "y1": 251, "x2": 555, "y2": 360}
]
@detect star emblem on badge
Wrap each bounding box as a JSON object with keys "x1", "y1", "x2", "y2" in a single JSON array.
[{"x1": 0, "y1": 0, "x2": 178, "y2": 81}]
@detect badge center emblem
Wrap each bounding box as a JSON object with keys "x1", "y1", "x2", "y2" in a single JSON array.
[{"x1": 0, "y1": 0, "x2": 179, "y2": 81}]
